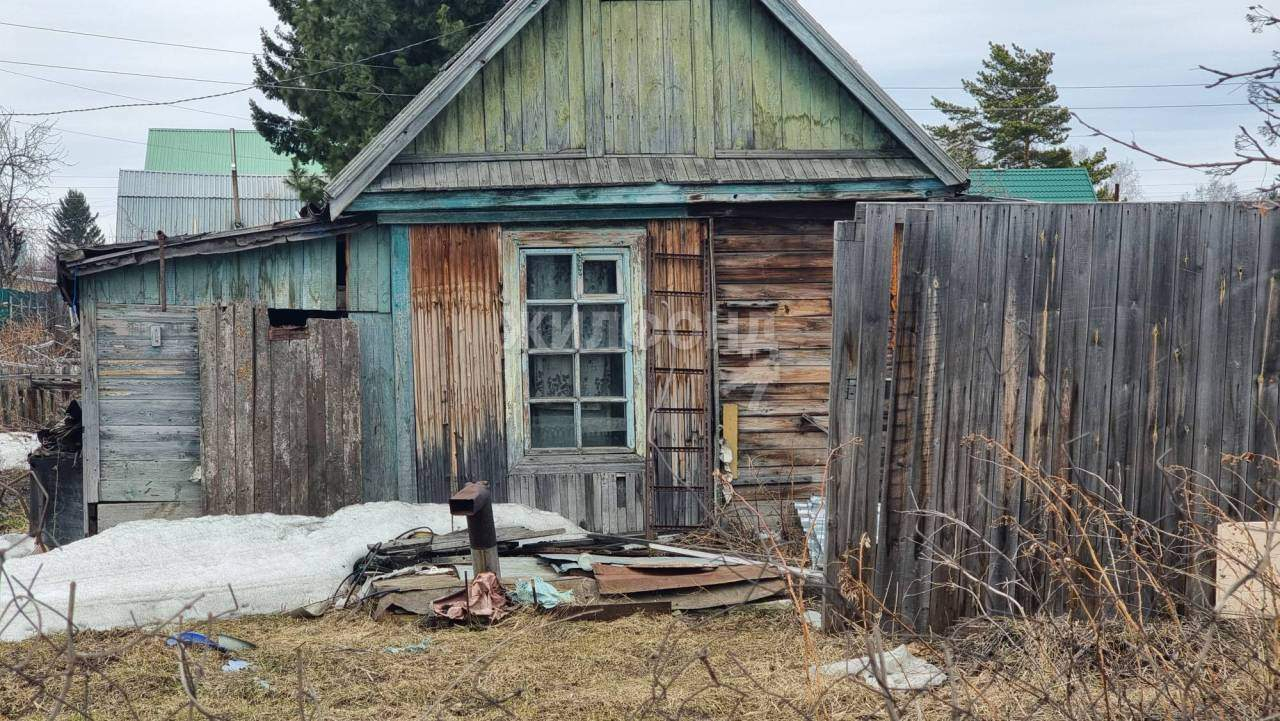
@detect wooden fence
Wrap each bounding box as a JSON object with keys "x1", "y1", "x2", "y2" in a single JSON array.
[
  {"x1": 825, "y1": 202, "x2": 1280, "y2": 630},
  {"x1": 0, "y1": 364, "x2": 79, "y2": 430}
]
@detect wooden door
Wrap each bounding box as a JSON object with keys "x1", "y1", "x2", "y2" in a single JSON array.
[
  {"x1": 409, "y1": 225, "x2": 507, "y2": 501},
  {"x1": 646, "y1": 219, "x2": 715, "y2": 530}
]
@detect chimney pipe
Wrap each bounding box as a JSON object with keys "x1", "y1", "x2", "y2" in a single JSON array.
[
  {"x1": 229, "y1": 128, "x2": 243, "y2": 229},
  {"x1": 449, "y1": 482, "x2": 500, "y2": 580}
]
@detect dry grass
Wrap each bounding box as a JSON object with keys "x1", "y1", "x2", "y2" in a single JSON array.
[
  {"x1": 5, "y1": 603, "x2": 1276, "y2": 721},
  {"x1": 0, "y1": 469, "x2": 27, "y2": 535}
]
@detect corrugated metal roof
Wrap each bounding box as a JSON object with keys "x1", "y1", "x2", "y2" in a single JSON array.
[
  {"x1": 967, "y1": 168, "x2": 1099, "y2": 203},
  {"x1": 115, "y1": 170, "x2": 304, "y2": 242},
  {"x1": 143, "y1": 129, "x2": 316, "y2": 175},
  {"x1": 374, "y1": 155, "x2": 932, "y2": 192}
]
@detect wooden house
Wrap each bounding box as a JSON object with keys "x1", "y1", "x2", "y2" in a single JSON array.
[{"x1": 61, "y1": 0, "x2": 966, "y2": 534}]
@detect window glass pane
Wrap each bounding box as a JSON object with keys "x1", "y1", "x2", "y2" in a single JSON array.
[
  {"x1": 529, "y1": 355, "x2": 575, "y2": 398},
  {"x1": 581, "y1": 353, "x2": 625, "y2": 397},
  {"x1": 583, "y1": 259, "x2": 619, "y2": 295},
  {"x1": 527, "y1": 305, "x2": 573, "y2": 350},
  {"x1": 531, "y1": 403, "x2": 577, "y2": 448},
  {"x1": 580, "y1": 304, "x2": 624, "y2": 349},
  {"x1": 582, "y1": 402, "x2": 628, "y2": 447},
  {"x1": 527, "y1": 255, "x2": 572, "y2": 299}
]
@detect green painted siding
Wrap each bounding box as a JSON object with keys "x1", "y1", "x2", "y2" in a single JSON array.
[
  {"x1": 81, "y1": 239, "x2": 338, "y2": 310},
  {"x1": 144, "y1": 129, "x2": 318, "y2": 175},
  {"x1": 346, "y1": 227, "x2": 392, "y2": 313},
  {"x1": 402, "y1": 0, "x2": 898, "y2": 160}
]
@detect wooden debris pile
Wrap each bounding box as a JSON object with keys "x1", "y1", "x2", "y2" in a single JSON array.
[{"x1": 341, "y1": 527, "x2": 814, "y2": 623}]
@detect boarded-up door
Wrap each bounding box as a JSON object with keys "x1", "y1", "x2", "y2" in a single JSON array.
[
  {"x1": 647, "y1": 219, "x2": 714, "y2": 529},
  {"x1": 86, "y1": 304, "x2": 202, "y2": 530},
  {"x1": 197, "y1": 304, "x2": 362, "y2": 517},
  {"x1": 409, "y1": 225, "x2": 507, "y2": 501}
]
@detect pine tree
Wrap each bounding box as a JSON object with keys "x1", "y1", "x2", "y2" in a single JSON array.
[
  {"x1": 250, "y1": 0, "x2": 505, "y2": 175},
  {"x1": 47, "y1": 189, "x2": 104, "y2": 254},
  {"x1": 928, "y1": 43, "x2": 1073, "y2": 169}
]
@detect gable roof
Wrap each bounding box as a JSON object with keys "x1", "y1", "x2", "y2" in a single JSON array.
[
  {"x1": 325, "y1": 0, "x2": 966, "y2": 216},
  {"x1": 144, "y1": 129, "x2": 316, "y2": 175},
  {"x1": 968, "y1": 168, "x2": 1098, "y2": 203}
]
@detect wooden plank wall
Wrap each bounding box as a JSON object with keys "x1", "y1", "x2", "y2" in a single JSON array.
[
  {"x1": 83, "y1": 238, "x2": 337, "y2": 310},
  {"x1": 508, "y1": 470, "x2": 645, "y2": 533},
  {"x1": 0, "y1": 364, "x2": 78, "y2": 431},
  {"x1": 197, "y1": 304, "x2": 363, "y2": 517},
  {"x1": 826, "y1": 202, "x2": 1280, "y2": 631},
  {"x1": 401, "y1": 0, "x2": 898, "y2": 160},
  {"x1": 92, "y1": 304, "x2": 202, "y2": 530},
  {"x1": 714, "y1": 214, "x2": 835, "y2": 514},
  {"x1": 647, "y1": 219, "x2": 715, "y2": 529},
  {"x1": 409, "y1": 225, "x2": 508, "y2": 501}
]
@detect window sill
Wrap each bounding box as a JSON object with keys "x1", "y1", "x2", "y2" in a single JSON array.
[{"x1": 510, "y1": 452, "x2": 646, "y2": 476}]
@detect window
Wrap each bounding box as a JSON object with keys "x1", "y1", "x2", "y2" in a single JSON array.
[{"x1": 522, "y1": 248, "x2": 634, "y2": 452}]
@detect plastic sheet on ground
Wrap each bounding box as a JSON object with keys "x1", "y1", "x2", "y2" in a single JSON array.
[
  {"x1": 0, "y1": 502, "x2": 584, "y2": 641},
  {"x1": 513, "y1": 577, "x2": 575, "y2": 608},
  {"x1": 813, "y1": 645, "x2": 947, "y2": 691},
  {"x1": 0, "y1": 432, "x2": 39, "y2": 471}
]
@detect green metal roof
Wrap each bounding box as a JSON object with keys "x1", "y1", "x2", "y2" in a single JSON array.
[
  {"x1": 967, "y1": 168, "x2": 1099, "y2": 203},
  {"x1": 143, "y1": 129, "x2": 315, "y2": 175}
]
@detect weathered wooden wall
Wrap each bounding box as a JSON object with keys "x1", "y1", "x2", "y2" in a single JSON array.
[
  {"x1": 647, "y1": 219, "x2": 715, "y2": 529},
  {"x1": 826, "y1": 202, "x2": 1280, "y2": 631},
  {"x1": 507, "y1": 470, "x2": 645, "y2": 533},
  {"x1": 409, "y1": 225, "x2": 508, "y2": 502},
  {"x1": 85, "y1": 304, "x2": 202, "y2": 531},
  {"x1": 714, "y1": 214, "x2": 835, "y2": 507},
  {"x1": 0, "y1": 364, "x2": 78, "y2": 431},
  {"x1": 402, "y1": 0, "x2": 898, "y2": 160},
  {"x1": 198, "y1": 304, "x2": 363, "y2": 517}
]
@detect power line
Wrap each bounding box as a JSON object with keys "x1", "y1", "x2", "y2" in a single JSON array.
[
  {"x1": 10, "y1": 119, "x2": 294, "y2": 165},
  {"x1": 0, "y1": 21, "x2": 485, "y2": 118},
  {"x1": 886, "y1": 81, "x2": 1249, "y2": 90},
  {"x1": 0, "y1": 20, "x2": 402, "y2": 70},
  {"x1": 0, "y1": 59, "x2": 419, "y2": 98},
  {"x1": 0, "y1": 66, "x2": 250, "y2": 123},
  {"x1": 909, "y1": 102, "x2": 1251, "y2": 112}
]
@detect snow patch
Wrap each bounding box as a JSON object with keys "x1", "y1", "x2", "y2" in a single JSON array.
[
  {"x1": 0, "y1": 432, "x2": 39, "y2": 472},
  {"x1": 0, "y1": 502, "x2": 583, "y2": 641},
  {"x1": 1, "y1": 534, "x2": 36, "y2": 560}
]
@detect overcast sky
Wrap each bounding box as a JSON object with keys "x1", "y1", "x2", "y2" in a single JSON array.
[{"x1": 0, "y1": 0, "x2": 1270, "y2": 242}]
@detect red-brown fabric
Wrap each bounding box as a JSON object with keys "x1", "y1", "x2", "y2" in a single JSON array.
[{"x1": 431, "y1": 572, "x2": 513, "y2": 621}]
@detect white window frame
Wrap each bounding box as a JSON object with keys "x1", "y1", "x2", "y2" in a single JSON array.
[{"x1": 501, "y1": 227, "x2": 647, "y2": 467}]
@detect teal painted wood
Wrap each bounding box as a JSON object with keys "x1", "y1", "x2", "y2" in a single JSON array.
[
  {"x1": 351, "y1": 178, "x2": 947, "y2": 212},
  {"x1": 390, "y1": 225, "x2": 418, "y2": 501},
  {"x1": 350, "y1": 312, "x2": 399, "y2": 501},
  {"x1": 347, "y1": 227, "x2": 391, "y2": 313},
  {"x1": 84, "y1": 237, "x2": 341, "y2": 311}
]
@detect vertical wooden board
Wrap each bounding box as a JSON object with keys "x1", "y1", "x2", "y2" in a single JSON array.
[
  {"x1": 1137, "y1": 204, "x2": 1179, "y2": 530},
  {"x1": 1250, "y1": 210, "x2": 1280, "y2": 509},
  {"x1": 690, "y1": 0, "x2": 714, "y2": 157},
  {"x1": 390, "y1": 226, "x2": 418, "y2": 502},
  {"x1": 1052, "y1": 205, "x2": 1094, "y2": 487},
  {"x1": 81, "y1": 297, "x2": 100, "y2": 506},
  {"x1": 1107, "y1": 204, "x2": 1152, "y2": 518},
  {"x1": 582, "y1": 0, "x2": 606, "y2": 156},
  {"x1": 605, "y1": 0, "x2": 640, "y2": 153},
  {"x1": 636, "y1": 1, "x2": 668, "y2": 153},
  {"x1": 501, "y1": 39, "x2": 525, "y2": 151},
  {"x1": 352, "y1": 313, "x2": 398, "y2": 502},
  {"x1": 809, "y1": 62, "x2": 841, "y2": 149},
  {"x1": 301, "y1": 236, "x2": 337, "y2": 310},
  {"x1": 749, "y1": 1, "x2": 782, "y2": 149},
  {"x1": 724, "y1": 0, "x2": 752, "y2": 149},
  {"x1": 663, "y1": 0, "x2": 695, "y2": 154},
  {"x1": 544, "y1": 0, "x2": 572, "y2": 151},
  {"x1": 1078, "y1": 204, "x2": 1123, "y2": 494},
  {"x1": 1221, "y1": 205, "x2": 1262, "y2": 509},
  {"x1": 779, "y1": 33, "x2": 812, "y2": 149},
  {"x1": 232, "y1": 304, "x2": 256, "y2": 515},
  {"x1": 482, "y1": 59, "x2": 508, "y2": 154},
  {"x1": 1193, "y1": 203, "x2": 1233, "y2": 511},
  {"x1": 838, "y1": 91, "x2": 865, "y2": 149},
  {"x1": 304, "y1": 323, "x2": 329, "y2": 514},
  {"x1": 710, "y1": 0, "x2": 732, "y2": 151},
  {"x1": 455, "y1": 79, "x2": 488, "y2": 154},
  {"x1": 565, "y1": 0, "x2": 587, "y2": 150},
  {"x1": 252, "y1": 306, "x2": 275, "y2": 513},
  {"x1": 520, "y1": 11, "x2": 548, "y2": 152}
]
